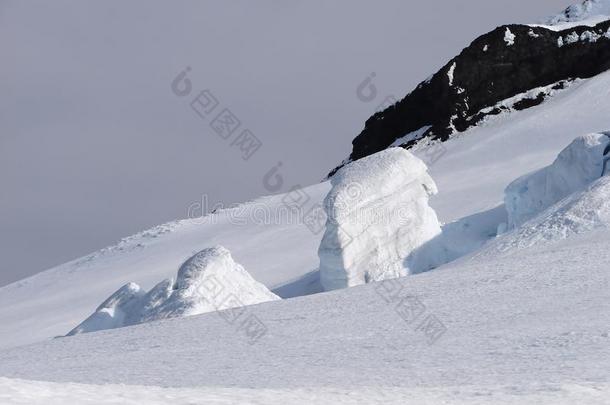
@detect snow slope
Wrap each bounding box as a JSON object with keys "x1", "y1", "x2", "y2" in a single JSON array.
[
  {"x1": 504, "y1": 132, "x2": 610, "y2": 229},
  {"x1": 480, "y1": 176, "x2": 610, "y2": 255},
  {"x1": 0, "y1": 230, "x2": 609, "y2": 402},
  {"x1": 539, "y1": 0, "x2": 610, "y2": 30},
  {"x1": 2, "y1": 378, "x2": 609, "y2": 405},
  {"x1": 2, "y1": 69, "x2": 610, "y2": 352}
]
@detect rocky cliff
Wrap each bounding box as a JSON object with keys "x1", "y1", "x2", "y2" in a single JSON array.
[{"x1": 332, "y1": 12, "x2": 610, "y2": 175}]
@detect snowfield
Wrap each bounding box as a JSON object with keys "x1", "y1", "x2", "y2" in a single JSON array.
[
  {"x1": 3, "y1": 69, "x2": 610, "y2": 352},
  {"x1": 0, "y1": 230, "x2": 609, "y2": 402},
  {"x1": 2, "y1": 378, "x2": 610, "y2": 405},
  {"x1": 3, "y1": 3, "x2": 610, "y2": 402},
  {"x1": 1, "y1": 70, "x2": 610, "y2": 403},
  {"x1": 482, "y1": 176, "x2": 610, "y2": 255}
]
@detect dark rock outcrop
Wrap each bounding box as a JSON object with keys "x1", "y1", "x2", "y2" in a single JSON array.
[{"x1": 331, "y1": 19, "x2": 610, "y2": 176}]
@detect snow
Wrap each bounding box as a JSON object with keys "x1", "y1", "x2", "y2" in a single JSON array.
[
  {"x1": 2, "y1": 378, "x2": 610, "y2": 405},
  {"x1": 0, "y1": 181, "x2": 329, "y2": 350},
  {"x1": 66, "y1": 282, "x2": 145, "y2": 335},
  {"x1": 1, "y1": 230, "x2": 610, "y2": 402},
  {"x1": 504, "y1": 28, "x2": 516, "y2": 46},
  {"x1": 67, "y1": 246, "x2": 279, "y2": 335},
  {"x1": 319, "y1": 148, "x2": 441, "y2": 290},
  {"x1": 556, "y1": 28, "x2": 610, "y2": 47},
  {"x1": 447, "y1": 62, "x2": 456, "y2": 85},
  {"x1": 504, "y1": 132, "x2": 610, "y2": 229},
  {"x1": 532, "y1": 0, "x2": 610, "y2": 31},
  {"x1": 390, "y1": 125, "x2": 432, "y2": 147}
]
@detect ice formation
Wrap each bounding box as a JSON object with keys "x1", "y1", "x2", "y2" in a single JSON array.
[
  {"x1": 319, "y1": 148, "x2": 441, "y2": 291},
  {"x1": 504, "y1": 132, "x2": 610, "y2": 229},
  {"x1": 494, "y1": 176, "x2": 610, "y2": 252},
  {"x1": 67, "y1": 246, "x2": 279, "y2": 335}
]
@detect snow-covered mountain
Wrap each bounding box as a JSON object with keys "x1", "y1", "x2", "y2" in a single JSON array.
[
  {"x1": 3, "y1": 1, "x2": 610, "y2": 403},
  {"x1": 332, "y1": 0, "x2": 610, "y2": 175},
  {"x1": 545, "y1": 0, "x2": 610, "y2": 27}
]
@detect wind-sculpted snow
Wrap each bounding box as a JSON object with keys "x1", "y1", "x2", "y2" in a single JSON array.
[
  {"x1": 504, "y1": 132, "x2": 610, "y2": 229},
  {"x1": 492, "y1": 176, "x2": 610, "y2": 253},
  {"x1": 67, "y1": 246, "x2": 279, "y2": 335},
  {"x1": 332, "y1": 0, "x2": 610, "y2": 174},
  {"x1": 319, "y1": 148, "x2": 441, "y2": 291}
]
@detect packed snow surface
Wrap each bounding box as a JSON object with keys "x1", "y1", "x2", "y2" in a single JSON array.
[
  {"x1": 504, "y1": 132, "x2": 610, "y2": 229},
  {"x1": 2, "y1": 378, "x2": 610, "y2": 405},
  {"x1": 68, "y1": 246, "x2": 278, "y2": 335},
  {"x1": 318, "y1": 148, "x2": 441, "y2": 290}
]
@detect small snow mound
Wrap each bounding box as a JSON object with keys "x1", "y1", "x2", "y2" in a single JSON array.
[
  {"x1": 319, "y1": 148, "x2": 441, "y2": 291},
  {"x1": 67, "y1": 246, "x2": 279, "y2": 335},
  {"x1": 505, "y1": 132, "x2": 610, "y2": 229}
]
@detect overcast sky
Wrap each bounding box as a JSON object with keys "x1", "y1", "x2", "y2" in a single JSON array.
[{"x1": 0, "y1": 0, "x2": 573, "y2": 286}]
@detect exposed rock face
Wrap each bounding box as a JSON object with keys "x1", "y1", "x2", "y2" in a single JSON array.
[
  {"x1": 319, "y1": 148, "x2": 441, "y2": 291},
  {"x1": 332, "y1": 17, "x2": 610, "y2": 175},
  {"x1": 67, "y1": 246, "x2": 279, "y2": 335}
]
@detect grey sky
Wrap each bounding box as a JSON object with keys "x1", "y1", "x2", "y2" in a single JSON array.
[{"x1": 0, "y1": 0, "x2": 573, "y2": 286}]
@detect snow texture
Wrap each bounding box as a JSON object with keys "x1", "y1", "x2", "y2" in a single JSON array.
[
  {"x1": 319, "y1": 148, "x2": 441, "y2": 291},
  {"x1": 489, "y1": 176, "x2": 610, "y2": 253},
  {"x1": 3, "y1": 69, "x2": 610, "y2": 351},
  {"x1": 2, "y1": 377, "x2": 610, "y2": 405},
  {"x1": 546, "y1": 0, "x2": 610, "y2": 27},
  {"x1": 504, "y1": 28, "x2": 516, "y2": 46},
  {"x1": 67, "y1": 246, "x2": 279, "y2": 335},
  {"x1": 504, "y1": 132, "x2": 610, "y2": 229},
  {"x1": 2, "y1": 230, "x2": 610, "y2": 402}
]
